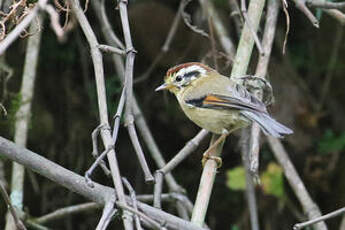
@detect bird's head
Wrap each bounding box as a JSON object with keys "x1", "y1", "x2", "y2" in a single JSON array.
[{"x1": 155, "y1": 62, "x2": 212, "y2": 94}]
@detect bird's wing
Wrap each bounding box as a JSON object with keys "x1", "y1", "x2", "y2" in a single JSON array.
[{"x1": 185, "y1": 83, "x2": 267, "y2": 114}]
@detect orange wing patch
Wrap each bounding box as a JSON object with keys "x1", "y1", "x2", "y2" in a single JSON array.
[{"x1": 203, "y1": 95, "x2": 228, "y2": 104}]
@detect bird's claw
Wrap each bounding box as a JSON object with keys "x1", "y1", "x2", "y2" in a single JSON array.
[{"x1": 202, "y1": 153, "x2": 222, "y2": 168}]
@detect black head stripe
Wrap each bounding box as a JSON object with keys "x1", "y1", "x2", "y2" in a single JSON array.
[{"x1": 183, "y1": 71, "x2": 200, "y2": 79}]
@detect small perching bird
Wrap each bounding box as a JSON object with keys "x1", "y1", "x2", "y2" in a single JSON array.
[{"x1": 155, "y1": 62, "x2": 293, "y2": 164}]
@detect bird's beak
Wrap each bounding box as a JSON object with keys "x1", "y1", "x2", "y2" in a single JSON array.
[{"x1": 155, "y1": 83, "x2": 170, "y2": 92}]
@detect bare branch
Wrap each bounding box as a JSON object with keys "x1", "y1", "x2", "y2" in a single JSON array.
[
  {"x1": 0, "y1": 183, "x2": 26, "y2": 230},
  {"x1": 281, "y1": 0, "x2": 290, "y2": 54},
  {"x1": 122, "y1": 178, "x2": 143, "y2": 230},
  {"x1": 240, "y1": 129, "x2": 259, "y2": 230},
  {"x1": 134, "y1": 1, "x2": 183, "y2": 84},
  {"x1": 153, "y1": 129, "x2": 208, "y2": 209},
  {"x1": 96, "y1": 202, "x2": 118, "y2": 230},
  {"x1": 294, "y1": 207, "x2": 345, "y2": 230},
  {"x1": 307, "y1": 0, "x2": 345, "y2": 9},
  {"x1": 292, "y1": 0, "x2": 319, "y2": 28},
  {"x1": 35, "y1": 203, "x2": 101, "y2": 224},
  {"x1": 98, "y1": 44, "x2": 125, "y2": 55},
  {"x1": 0, "y1": 136, "x2": 207, "y2": 230},
  {"x1": 42, "y1": 4, "x2": 65, "y2": 41},
  {"x1": 324, "y1": 9, "x2": 345, "y2": 25},
  {"x1": 199, "y1": 0, "x2": 236, "y2": 59},
  {"x1": 247, "y1": 0, "x2": 280, "y2": 184},
  {"x1": 5, "y1": 14, "x2": 43, "y2": 230},
  {"x1": 230, "y1": 0, "x2": 266, "y2": 80},
  {"x1": 0, "y1": 0, "x2": 47, "y2": 54},
  {"x1": 267, "y1": 137, "x2": 327, "y2": 230},
  {"x1": 181, "y1": 0, "x2": 209, "y2": 38},
  {"x1": 160, "y1": 129, "x2": 209, "y2": 175},
  {"x1": 67, "y1": 0, "x2": 133, "y2": 228},
  {"x1": 240, "y1": 0, "x2": 264, "y2": 55},
  {"x1": 118, "y1": 0, "x2": 154, "y2": 183},
  {"x1": 317, "y1": 25, "x2": 343, "y2": 112},
  {"x1": 191, "y1": 134, "x2": 224, "y2": 226}
]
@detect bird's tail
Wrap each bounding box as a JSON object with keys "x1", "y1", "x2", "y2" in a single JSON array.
[{"x1": 241, "y1": 111, "x2": 293, "y2": 138}]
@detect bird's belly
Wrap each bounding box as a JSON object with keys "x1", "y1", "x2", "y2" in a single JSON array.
[{"x1": 181, "y1": 105, "x2": 249, "y2": 134}]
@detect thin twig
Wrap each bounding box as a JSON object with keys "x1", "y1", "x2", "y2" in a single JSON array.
[
  {"x1": 228, "y1": 0, "x2": 243, "y2": 36},
  {"x1": 122, "y1": 178, "x2": 143, "y2": 230},
  {"x1": 134, "y1": 0, "x2": 183, "y2": 84},
  {"x1": 0, "y1": 0, "x2": 47, "y2": 54},
  {"x1": 292, "y1": 0, "x2": 319, "y2": 28},
  {"x1": 229, "y1": 0, "x2": 266, "y2": 229},
  {"x1": 317, "y1": 25, "x2": 343, "y2": 112},
  {"x1": 294, "y1": 207, "x2": 345, "y2": 230},
  {"x1": 340, "y1": 213, "x2": 345, "y2": 230},
  {"x1": 281, "y1": 0, "x2": 290, "y2": 54},
  {"x1": 0, "y1": 136, "x2": 207, "y2": 230},
  {"x1": 35, "y1": 203, "x2": 101, "y2": 224},
  {"x1": 267, "y1": 137, "x2": 327, "y2": 230},
  {"x1": 98, "y1": 44, "x2": 126, "y2": 55},
  {"x1": 153, "y1": 171, "x2": 164, "y2": 209},
  {"x1": 153, "y1": 129, "x2": 208, "y2": 209},
  {"x1": 240, "y1": 0, "x2": 263, "y2": 55},
  {"x1": 93, "y1": 0, "x2": 124, "y2": 50},
  {"x1": 117, "y1": 202, "x2": 166, "y2": 230},
  {"x1": 93, "y1": 0, "x2": 186, "y2": 199},
  {"x1": 181, "y1": 0, "x2": 209, "y2": 38},
  {"x1": 68, "y1": 0, "x2": 133, "y2": 229},
  {"x1": 248, "y1": 0, "x2": 280, "y2": 181},
  {"x1": 112, "y1": 87, "x2": 126, "y2": 143},
  {"x1": 240, "y1": 129, "x2": 259, "y2": 230},
  {"x1": 90, "y1": 124, "x2": 111, "y2": 177},
  {"x1": 208, "y1": 17, "x2": 218, "y2": 70},
  {"x1": 231, "y1": 0, "x2": 266, "y2": 81},
  {"x1": 85, "y1": 146, "x2": 113, "y2": 188},
  {"x1": 307, "y1": 0, "x2": 345, "y2": 9},
  {"x1": 96, "y1": 202, "x2": 118, "y2": 230},
  {"x1": 0, "y1": 183, "x2": 26, "y2": 230},
  {"x1": 126, "y1": 117, "x2": 154, "y2": 183},
  {"x1": 119, "y1": 0, "x2": 154, "y2": 183},
  {"x1": 199, "y1": 0, "x2": 236, "y2": 59},
  {"x1": 160, "y1": 129, "x2": 209, "y2": 175},
  {"x1": 324, "y1": 9, "x2": 345, "y2": 25},
  {"x1": 5, "y1": 15, "x2": 43, "y2": 230},
  {"x1": 42, "y1": 4, "x2": 65, "y2": 41}
]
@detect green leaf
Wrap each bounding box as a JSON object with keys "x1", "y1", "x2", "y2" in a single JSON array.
[
  {"x1": 318, "y1": 130, "x2": 345, "y2": 154},
  {"x1": 260, "y1": 162, "x2": 284, "y2": 199},
  {"x1": 226, "y1": 166, "x2": 246, "y2": 191},
  {"x1": 231, "y1": 225, "x2": 240, "y2": 230}
]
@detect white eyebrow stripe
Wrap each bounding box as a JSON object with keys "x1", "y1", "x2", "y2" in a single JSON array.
[{"x1": 176, "y1": 65, "x2": 206, "y2": 77}]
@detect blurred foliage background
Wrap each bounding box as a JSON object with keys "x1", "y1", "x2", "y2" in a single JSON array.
[{"x1": 1, "y1": 0, "x2": 345, "y2": 229}]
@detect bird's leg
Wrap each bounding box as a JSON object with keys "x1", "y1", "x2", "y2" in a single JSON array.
[{"x1": 202, "y1": 130, "x2": 229, "y2": 168}]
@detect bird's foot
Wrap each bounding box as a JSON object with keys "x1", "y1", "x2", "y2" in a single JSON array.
[{"x1": 202, "y1": 153, "x2": 223, "y2": 168}]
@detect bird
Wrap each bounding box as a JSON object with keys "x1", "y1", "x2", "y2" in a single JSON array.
[{"x1": 155, "y1": 62, "x2": 293, "y2": 165}]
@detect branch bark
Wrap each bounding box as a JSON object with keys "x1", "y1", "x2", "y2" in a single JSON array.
[
  {"x1": 5, "y1": 14, "x2": 43, "y2": 230},
  {"x1": 0, "y1": 136, "x2": 206, "y2": 230},
  {"x1": 68, "y1": 0, "x2": 133, "y2": 228}
]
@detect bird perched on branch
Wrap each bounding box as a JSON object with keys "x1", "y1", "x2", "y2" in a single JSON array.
[{"x1": 155, "y1": 62, "x2": 292, "y2": 165}]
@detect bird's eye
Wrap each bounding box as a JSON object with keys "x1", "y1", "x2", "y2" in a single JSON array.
[{"x1": 176, "y1": 75, "x2": 183, "y2": 82}]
